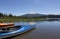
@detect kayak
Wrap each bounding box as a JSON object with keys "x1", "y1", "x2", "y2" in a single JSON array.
[
  {"x1": 0, "y1": 23, "x2": 14, "y2": 27},
  {"x1": 0, "y1": 25, "x2": 35, "y2": 39}
]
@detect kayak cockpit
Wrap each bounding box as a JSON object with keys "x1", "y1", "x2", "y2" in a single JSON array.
[
  {"x1": 0, "y1": 23, "x2": 21, "y2": 33},
  {"x1": 0, "y1": 25, "x2": 21, "y2": 33}
]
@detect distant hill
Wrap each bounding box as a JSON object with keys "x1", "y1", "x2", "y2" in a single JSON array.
[{"x1": 20, "y1": 14, "x2": 46, "y2": 18}]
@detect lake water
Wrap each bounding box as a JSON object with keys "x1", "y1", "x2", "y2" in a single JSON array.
[{"x1": 10, "y1": 21, "x2": 60, "y2": 39}]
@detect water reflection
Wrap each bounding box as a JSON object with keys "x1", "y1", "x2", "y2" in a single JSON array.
[{"x1": 14, "y1": 22, "x2": 37, "y2": 26}]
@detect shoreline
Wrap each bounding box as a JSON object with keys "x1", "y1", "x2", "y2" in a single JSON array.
[{"x1": 0, "y1": 17, "x2": 45, "y2": 23}]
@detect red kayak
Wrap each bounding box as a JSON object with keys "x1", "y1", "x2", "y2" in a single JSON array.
[{"x1": 0, "y1": 23, "x2": 14, "y2": 27}]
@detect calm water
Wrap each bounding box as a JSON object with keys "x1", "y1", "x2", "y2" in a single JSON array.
[{"x1": 11, "y1": 21, "x2": 60, "y2": 39}]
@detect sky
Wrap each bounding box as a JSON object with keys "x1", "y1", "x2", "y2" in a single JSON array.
[{"x1": 0, "y1": 0, "x2": 60, "y2": 16}]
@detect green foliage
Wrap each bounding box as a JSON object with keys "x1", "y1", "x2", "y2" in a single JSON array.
[{"x1": 8, "y1": 13, "x2": 13, "y2": 17}]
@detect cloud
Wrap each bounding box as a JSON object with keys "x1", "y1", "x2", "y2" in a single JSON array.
[{"x1": 27, "y1": 11, "x2": 40, "y2": 14}]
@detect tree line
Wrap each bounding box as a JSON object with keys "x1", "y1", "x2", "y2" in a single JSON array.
[
  {"x1": 47, "y1": 14, "x2": 60, "y2": 18},
  {"x1": 0, "y1": 12, "x2": 60, "y2": 18},
  {"x1": 0, "y1": 12, "x2": 13, "y2": 17}
]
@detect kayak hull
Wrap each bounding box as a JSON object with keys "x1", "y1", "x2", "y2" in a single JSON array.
[{"x1": 0, "y1": 25, "x2": 35, "y2": 39}]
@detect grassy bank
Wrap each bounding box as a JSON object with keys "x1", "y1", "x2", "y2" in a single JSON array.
[{"x1": 0, "y1": 17, "x2": 46, "y2": 22}]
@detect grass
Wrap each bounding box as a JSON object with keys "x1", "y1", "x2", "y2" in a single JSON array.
[{"x1": 0, "y1": 17, "x2": 46, "y2": 23}]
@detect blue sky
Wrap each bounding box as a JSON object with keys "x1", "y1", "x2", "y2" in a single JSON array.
[{"x1": 0, "y1": 0, "x2": 60, "y2": 16}]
